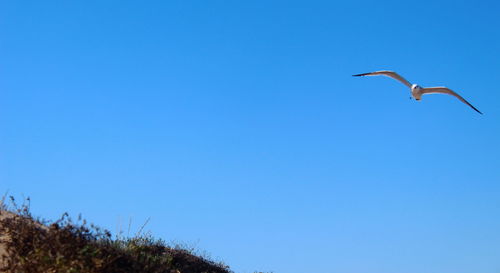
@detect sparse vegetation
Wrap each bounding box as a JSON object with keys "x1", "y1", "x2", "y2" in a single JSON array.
[{"x1": 0, "y1": 196, "x2": 231, "y2": 273}]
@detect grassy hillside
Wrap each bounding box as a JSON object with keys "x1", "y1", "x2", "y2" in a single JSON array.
[{"x1": 0, "y1": 197, "x2": 237, "y2": 273}]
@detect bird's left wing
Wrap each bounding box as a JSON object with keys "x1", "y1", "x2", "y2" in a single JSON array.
[
  {"x1": 352, "y1": 70, "x2": 412, "y2": 88},
  {"x1": 421, "y1": 87, "x2": 482, "y2": 114}
]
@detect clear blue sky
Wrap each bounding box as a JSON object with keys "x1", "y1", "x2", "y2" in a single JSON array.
[{"x1": 1, "y1": 1, "x2": 499, "y2": 272}]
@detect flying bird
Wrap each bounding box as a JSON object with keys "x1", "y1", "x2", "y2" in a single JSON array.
[{"x1": 353, "y1": 70, "x2": 482, "y2": 114}]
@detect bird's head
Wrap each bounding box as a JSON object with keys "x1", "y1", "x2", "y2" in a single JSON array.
[{"x1": 411, "y1": 84, "x2": 422, "y2": 91}]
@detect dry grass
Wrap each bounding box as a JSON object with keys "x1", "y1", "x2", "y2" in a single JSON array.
[{"x1": 0, "y1": 196, "x2": 231, "y2": 273}]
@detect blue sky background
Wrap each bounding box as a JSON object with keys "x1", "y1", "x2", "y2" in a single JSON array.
[{"x1": 1, "y1": 1, "x2": 499, "y2": 272}]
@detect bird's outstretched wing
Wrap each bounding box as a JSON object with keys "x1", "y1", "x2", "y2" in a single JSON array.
[
  {"x1": 421, "y1": 87, "x2": 482, "y2": 114},
  {"x1": 352, "y1": 70, "x2": 412, "y2": 88}
]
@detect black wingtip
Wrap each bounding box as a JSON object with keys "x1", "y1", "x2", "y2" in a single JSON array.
[
  {"x1": 352, "y1": 73, "x2": 369, "y2": 77},
  {"x1": 471, "y1": 106, "x2": 483, "y2": 115},
  {"x1": 472, "y1": 108, "x2": 483, "y2": 115}
]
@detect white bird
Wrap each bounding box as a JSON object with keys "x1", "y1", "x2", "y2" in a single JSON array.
[{"x1": 353, "y1": 70, "x2": 482, "y2": 114}]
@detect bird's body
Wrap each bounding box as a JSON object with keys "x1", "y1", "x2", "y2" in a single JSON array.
[
  {"x1": 353, "y1": 70, "x2": 482, "y2": 114},
  {"x1": 411, "y1": 84, "x2": 425, "y2": 101}
]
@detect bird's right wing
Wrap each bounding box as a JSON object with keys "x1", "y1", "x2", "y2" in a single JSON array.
[
  {"x1": 421, "y1": 87, "x2": 482, "y2": 114},
  {"x1": 352, "y1": 70, "x2": 412, "y2": 88}
]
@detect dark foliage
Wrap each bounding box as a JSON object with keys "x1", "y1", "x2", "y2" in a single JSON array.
[{"x1": 0, "y1": 197, "x2": 231, "y2": 273}]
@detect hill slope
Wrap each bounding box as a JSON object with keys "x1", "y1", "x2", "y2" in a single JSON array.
[{"x1": 0, "y1": 207, "x2": 231, "y2": 273}]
